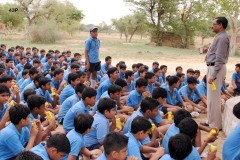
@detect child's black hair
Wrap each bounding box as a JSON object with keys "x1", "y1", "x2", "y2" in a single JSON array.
[
  {"x1": 38, "y1": 77, "x2": 51, "y2": 88},
  {"x1": 135, "y1": 78, "x2": 148, "y2": 88},
  {"x1": 160, "y1": 65, "x2": 167, "y2": 70},
  {"x1": 97, "y1": 98, "x2": 116, "y2": 114},
  {"x1": 140, "y1": 97, "x2": 159, "y2": 113},
  {"x1": 154, "y1": 68, "x2": 161, "y2": 73},
  {"x1": 178, "y1": 117, "x2": 198, "y2": 139},
  {"x1": 40, "y1": 49, "x2": 46, "y2": 53},
  {"x1": 187, "y1": 77, "x2": 198, "y2": 84},
  {"x1": 114, "y1": 78, "x2": 127, "y2": 88},
  {"x1": 174, "y1": 109, "x2": 192, "y2": 127},
  {"x1": 0, "y1": 75, "x2": 13, "y2": 83},
  {"x1": 81, "y1": 87, "x2": 97, "y2": 100},
  {"x1": 0, "y1": 84, "x2": 9, "y2": 94},
  {"x1": 15, "y1": 151, "x2": 43, "y2": 160},
  {"x1": 23, "y1": 63, "x2": 33, "y2": 70},
  {"x1": 74, "y1": 53, "x2": 81, "y2": 57},
  {"x1": 103, "y1": 132, "x2": 128, "y2": 156},
  {"x1": 144, "y1": 72, "x2": 155, "y2": 80},
  {"x1": 131, "y1": 116, "x2": 151, "y2": 134},
  {"x1": 175, "y1": 66, "x2": 183, "y2": 71},
  {"x1": 70, "y1": 63, "x2": 80, "y2": 69},
  {"x1": 138, "y1": 68, "x2": 146, "y2": 75},
  {"x1": 136, "y1": 63, "x2": 143, "y2": 69},
  {"x1": 176, "y1": 73, "x2": 185, "y2": 78},
  {"x1": 186, "y1": 68, "x2": 195, "y2": 74},
  {"x1": 28, "y1": 95, "x2": 46, "y2": 111},
  {"x1": 0, "y1": 68, "x2": 5, "y2": 75},
  {"x1": 68, "y1": 73, "x2": 79, "y2": 84},
  {"x1": 143, "y1": 65, "x2": 149, "y2": 71},
  {"x1": 74, "y1": 113, "x2": 94, "y2": 134},
  {"x1": 235, "y1": 63, "x2": 240, "y2": 68},
  {"x1": 6, "y1": 58, "x2": 13, "y2": 64},
  {"x1": 125, "y1": 70, "x2": 134, "y2": 79},
  {"x1": 169, "y1": 134, "x2": 192, "y2": 160},
  {"x1": 53, "y1": 68, "x2": 64, "y2": 77},
  {"x1": 108, "y1": 85, "x2": 122, "y2": 95},
  {"x1": 152, "y1": 61, "x2": 159, "y2": 66},
  {"x1": 9, "y1": 104, "x2": 30, "y2": 125},
  {"x1": 202, "y1": 75, "x2": 207, "y2": 83},
  {"x1": 22, "y1": 69, "x2": 29, "y2": 77},
  {"x1": 132, "y1": 63, "x2": 137, "y2": 69},
  {"x1": 107, "y1": 67, "x2": 118, "y2": 77},
  {"x1": 168, "y1": 76, "x2": 179, "y2": 86},
  {"x1": 194, "y1": 70, "x2": 200, "y2": 74},
  {"x1": 29, "y1": 67, "x2": 39, "y2": 76},
  {"x1": 75, "y1": 83, "x2": 86, "y2": 94},
  {"x1": 46, "y1": 134, "x2": 71, "y2": 154},
  {"x1": 105, "y1": 56, "x2": 112, "y2": 62},
  {"x1": 119, "y1": 63, "x2": 127, "y2": 69},
  {"x1": 152, "y1": 87, "x2": 167, "y2": 99},
  {"x1": 23, "y1": 89, "x2": 36, "y2": 102},
  {"x1": 233, "y1": 102, "x2": 240, "y2": 119}
]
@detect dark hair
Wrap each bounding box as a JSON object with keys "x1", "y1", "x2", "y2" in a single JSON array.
[
  {"x1": 176, "y1": 73, "x2": 185, "y2": 78},
  {"x1": 152, "y1": 87, "x2": 167, "y2": 99},
  {"x1": 33, "y1": 74, "x2": 43, "y2": 83},
  {"x1": 33, "y1": 59, "x2": 40, "y2": 64},
  {"x1": 15, "y1": 151, "x2": 43, "y2": 160},
  {"x1": 160, "y1": 65, "x2": 167, "y2": 70},
  {"x1": 235, "y1": 63, "x2": 240, "y2": 68},
  {"x1": 14, "y1": 53, "x2": 20, "y2": 57},
  {"x1": 68, "y1": 73, "x2": 79, "y2": 84},
  {"x1": 9, "y1": 104, "x2": 30, "y2": 125},
  {"x1": 138, "y1": 68, "x2": 146, "y2": 75},
  {"x1": 74, "y1": 53, "x2": 81, "y2": 57},
  {"x1": 143, "y1": 65, "x2": 149, "y2": 71},
  {"x1": 105, "y1": 56, "x2": 112, "y2": 61},
  {"x1": 216, "y1": 17, "x2": 228, "y2": 29},
  {"x1": 144, "y1": 72, "x2": 155, "y2": 80},
  {"x1": 168, "y1": 76, "x2": 179, "y2": 86},
  {"x1": 154, "y1": 68, "x2": 161, "y2": 73},
  {"x1": 54, "y1": 68, "x2": 64, "y2": 77},
  {"x1": 176, "y1": 66, "x2": 182, "y2": 71},
  {"x1": 70, "y1": 63, "x2": 80, "y2": 69},
  {"x1": 97, "y1": 98, "x2": 116, "y2": 114},
  {"x1": 40, "y1": 49, "x2": 45, "y2": 53},
  {"x1": 29, "y1": 67, "x2": 39, "y2": 76},
  {"x1": 0, "y1": 75, "x2": 13, "y2": 83},
  {"x1": 131, "y1": 116, "x2": 151, "y2": 134},
  {"x1": 174, "y1": 109, "x2": 192, "y2": 127},
  {"x1": 0, "y1": 68, "x2": 5, "y2": 75},
  {"x1": 82, "y1": 87, "x2": 97, "y2": 100},
  {"x1": 46, "y1": 134, "x2": 71, "y2": 154},
  {"x1": 169, "y1": 134, "x2": 192, "y2": 160},
  {"x1": 179, "y1": 117, "x2": 198, "y2": 139},
  {"x1": 136, "y1": 78, "x2": 148, "y2": 88},
  {"x1": 202, "y1": 75, "x2": 207, "y2": 83},
  {"x1": 38, "y1": 77, "x2": 51, "y2": 88},
  {"x1": 6, "y1": 58, "x2": 13, "y2": 63},
  {"x1": 0, "y1": 53, "x2": 6, "y2": 58},
  {"x1": 136, "y1": 63, "x2": 143, "y2": 69},
  {"x1": 108, "y1": 85, "x2": 122, "y2": 95},
  {"x1": 125, "y1": 70, "x2": 134, "y2": 79},
  {"x1": 0, "y1": 84, "x2": 9, "y2": 94},
  {"x1": 71, "y1": 58, "x2": 78, "y2": 64},
  {"x1": 74, "y1": 114, "x2": 93, "y2": 134},
  {"x1": 194, "y1": 70, "x2": 200, "y2": 74},
  {"x1": 187, "y1": 77, "x2": 198, "y2": 84},
  {"x1": 119, "y1": 63, "x2": 127, "y2": 69},
  {"x1": 233, "y1": 102, "x2": 240, "y2": 119},
  {"x1": 77, "y1": 71, "x2": 86, "y2": 78},
  {"x1": 23, "y1": 63, "x2": 33, "y2": 70},
  {"x1": 75, "y1": 83, "x2": 86, "y2": 94},
  {"x1": 186, "y1": 68, "x2": 194, "y2": 74},
  {"x1": 103, "y1": 132, "x2": 128, "y2": 156},
  {"x1": 114, "y1": 78, "x2": 127, "y2": 88},
  {"x1": 152, "y1": 61, "x2": 159, "y2": 66},
  {"x1": 55, "y1": 50, "x2": 60, "y2": 53},
  {"x1": 28, "y1": 95, "x2": 46, "y2": 111},
  {"x1": 8, "y1": 48, "x2": 14, "y2": 52},
  {"x1": 107, "y1": 67, "x2": 118, "y2": 78},
  {"x1": 140, "y1": 97, "x2": 159, "y2": 113},
  {"x1": 26, "y1": 52, "x2": 31, "y2": 56},
  {"x1": 22, "y1": 69, "x2": 29, "y2": 77},
  {"x1": 132, "y1": 64, "x2": 137, "y2": 69},
  {"x1": 23, "y1": 89, "x2": 36, "y2": 102}
]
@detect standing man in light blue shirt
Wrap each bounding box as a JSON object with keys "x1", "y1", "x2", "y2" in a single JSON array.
[{"x1": 85, "y1": 26, "x2": 101, "y2": 88}]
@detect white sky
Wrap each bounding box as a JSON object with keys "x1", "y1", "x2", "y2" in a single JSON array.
[{"x1": 0, "y1": 0, "x2": 133, "y2": 25}]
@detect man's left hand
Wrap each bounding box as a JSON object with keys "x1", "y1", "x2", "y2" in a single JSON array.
[{"x1": 208, "y1": 75, "x2": 215, "y2": 84}]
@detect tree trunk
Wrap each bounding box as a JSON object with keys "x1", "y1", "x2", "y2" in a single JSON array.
[
  {"x1": 201, "y1": 37, "x2": 205, "y2": 45},
  {"x1": 141, "y1": 32, "x2": 143, "y2": 40},
  {"x1": 120, "y1": 32, "x2": 122, "y2": 39},
  {"x1": 229, "y1": 30, "x2": 237, "y2": 56},
  {"x1": 129, "y1": 27, "x2": 138, "y2": 43}
]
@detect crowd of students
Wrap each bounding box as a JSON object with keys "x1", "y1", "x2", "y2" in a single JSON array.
[{"x1": 0, "y1": 43, "x2": 239, "y2": 160}]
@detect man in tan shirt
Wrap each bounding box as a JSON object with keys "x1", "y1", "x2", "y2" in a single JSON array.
[{"x1": 205, "y1": 17, "x2": 229, "y2": 129}]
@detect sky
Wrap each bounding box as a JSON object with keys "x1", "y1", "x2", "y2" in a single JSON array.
[{"x1": 0, "y1": 0, "x2": 133, "y2": 25}]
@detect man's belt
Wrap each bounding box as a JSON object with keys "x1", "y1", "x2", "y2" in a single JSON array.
[{"x1": 206, "y1": 62, "x2": 215, "y2": 66}]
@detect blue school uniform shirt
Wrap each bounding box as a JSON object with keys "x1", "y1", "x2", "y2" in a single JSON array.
[
  {"x1": 119, "y1": 71, "x2": 125, "y2": 80},
  {"x1": 100, "y1": 74, "x2": 108, "y2": 83},
  {"x1": 125, "y1": 80, "x2": 135, "y2": 93},
  {"x1": 20, "y1": 81, "x2": 37, "y2": 102},
  {"x1": 100, "y1": 63, "x2": 108, "y2": 76},
  {"x1": 41, "y1": 57, "x2": 47, "y2": 63},
  {"x1": 28, "y1": 112, "x2": 40, "y2": 129},
  {"x1": 126, "y1": 90, "x2": 144, "y2": 108},
  {"x1": 16, "y1": 63, "x2": 24, "y2": 72},
  {"x1": 179, "y1": 85, "x2": 201, "y2": 102},
  {"x1": 6, "y1": 68, "x2": 15, "y2": 78},
  {"x1": 97, "y1": 153, "x2": 107, "y2": 160},
  {"x1": 232, "y1": 72, "x2": 240, "y2": 88},
  {"x1": 85, "y1": 36, "x2": 100, "y2": 63},
  {"x1": 0, "y1": 123, "x2": 30, "y2": 159},
  {"x1": 146, "y1": 83, "x2": 155, "y2": 94},
  {"x1": 162, "y1": 73, "x2": 166, "y2": 83},
  {"x1": 14, "y1": 60, "x2": 20, "y2": 66},
  {"x1": 149, "y1": 68, "x2": 154, "y2": 73},
  {"x1": 60, "y1": 84, "x2": 75, "y2": 104},
  {"x1": 6, "y1": 54, "x2": 14, "y2": 60},
  {"x1": 155, "y1": 76, "x2": 163, "y2": 84},
  {"x1": 63, "y1": 100, "x2": 89, "y2": 133},
  {"x1": 162, "y1": 123, "x2": 180, "y2": 154},
  {"x1": 51, "y1": 78, "x2": 62, "y2": 90},
  {"x1": 134, "y1": 72, "x2": 139, "y2": 80},
  {"x1": 96, "y1": 78, "x2": 113, "y2": 100},
  {"x1": 36, "y1": 88, "x2": 53, "y2": 103},
  {"x1": 31, "y1": 142, "x2": 50, "y2": 160},
  {"x1": 223, "y1": 124, "x2": 240, "y2": 160},
  {"x1": 64, "y1": 129, "x2": 85, "y2": 159},
  {"x1": 17, "y1": 71, "x2": 23, "y2": 82},
  {"x1": 17, "y1": 78, "x2": 25, "y2": 86},
  {"x1": 20, "y1": 77, "x2": 32, "y2": 92},
  {"x1": 84, "y1": 111, "x2": 109, "y2": 147},
  {"x1": 177, "y1": 82, "x2": 185, "y2": 91},
  {"x1": 184, "y1": 76, "x2": 188, "y2": 84},
  {"x1": 58, "y1": 94, "x2": 81, "y2": 122},
  {"x1": 0, "y1": 103, "x2": 8, "y2": 121},
  {"x1": 42, "y1": 62, "x2": 52, "y2": 72},
  {"x1": 193, "y1": 81, "x2": 207, "y2": 102},
  {"x1": 126, "y1": 132, "x2": 142, "y2": 160},
  {"x1": 162, "y1": 85, "x2": 182, "y2": 106}
]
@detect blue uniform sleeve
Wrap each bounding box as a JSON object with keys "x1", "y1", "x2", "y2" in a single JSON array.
[
  {"x1": 85, "y1": 39, "x2": 91, "y2": 51},
  {"x1": 126, "y1": 94, "x2": 138, "y2": 108},
  {"x1": 96, "y1": 123, "x2": 109, "y2": 143},
  {"x1": 176, "y1": 91, "x2": 183, "y2": 102},
  {"x1": 194, "y1": 88, "x2": 201, "y2": 98},
  {"x1": 232, "y1": 73, "x2": 237, "y2": 81},
  {"x1": 3, "y1": 134, "x2": 25, "y2": 156},
  {"x1": 46, "y1": 91, "x2": 53, "y2": 103},
  {"x1": 127, "y1": 144, "x2": 142, "y2": 160},
  {"x1": 69, "y1": 140, "x2": 84, "y2": 157}
]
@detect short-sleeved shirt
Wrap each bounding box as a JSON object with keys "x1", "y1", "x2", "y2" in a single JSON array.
[
  {"x1": 60, "y1": 84, "x2": 75, "y2": 104},
  {"x1": 0, "y1": 123, "x2": 30, "y2": 159},
  {"x1": 96, "y1": 78, "x2": 113, "y2": 100},
  {"x1": 17, "y1": 78, "x2": 25, "y2": 86},
  {"x1": 155, "y1": 76, "x2": 163, "y2": 84},
  {"x1": 51, "y1": 78, "x2": 62, "y2": 90},
  {"x1": 28, "y1": 112, "x2": 41, "y2": 129},
  {"x1": 126, "y1": 90, "x2": 144, "y2": 108},
  {"x1": 31, "y1": 142, "x2": 50, "y2": 160},
  {"x1": 177, "y1": 82, "x2": 185, "y2": 91},
  {"x1": 64, "y1": 129, "x2": 84, "y2": 159},
  {"x1": 84, "y1": 111, "x2": 109, "y2": 147},
  {"x1": 20, "y1": 77, "x2": 32, "y2": 92},
  {"x1": 126, "y1": 132, "x2": 142, "y2": 160},
  {"x1": 162, "y1": 73, "x2": 166, "y2": 83},
  {"x1": 16, "y1": 63, "x2": 24, "y2": 72},
  {"x1": 232, "y1": 72, "x2": 240, "y2": 88},
  {"x1": 14, "y1": 60, "x2": 20, "y2": 66},
  {"x1": 63, "y1": 100, "x2": 90, "y2": 133},
  {"x1": 100, "y1": 63, "x2": 109, "y2": 76},
  {"x1": 58, "y1": 94, "x2": 81, "y2": 122},
  {"x1": 6, "y1": 68, "x2": 15, "y2": 78},
  {"x1": 85, "y1": 36, "x2": 100, "y2": 63},
  {"x1": 162, "y1": 85, "x2": 182, "y2": 106},
  {"x1": 97, "y1": 153, "x2": 107, "y2": 160},
  {"x1": 134, "y1": 72, "x2": 139, "y2": 80},
  {"x1": 100, "y1": 74, "x2": 108, "y2": 83},
  {"x1": 42, "y1": 62, "x2": 52, "y2": 72},
  {"x1": 125, "y1": 80, "x2": 135, "y2": 93},
  {"x1": 36, "y1": 88, "x2": 53, "y2": 103},
  {"x1": 162, "y1": 123, "x2": 180, "y2": 154},
  {"x1": 146, "y1": 83, "x2": 155, "y2": 94},
  {"x1": 223, "y1": 124, "x2": 240, "y2": 160},
  {"x1": 0, "y1": 104, "x2": 8, "y2": 121},
  {"x1": 193, "y1": 81, "x2": 206, "y2": 102},
  {"x1": 20, "y1": 81, "x2": 37, "y2": 102},
  {"x1": 179, "y1": 85, "x2": 201, "y2": 101},
  {"x1": 119, "y1": 71, "x2": 125, "y2": 80}
]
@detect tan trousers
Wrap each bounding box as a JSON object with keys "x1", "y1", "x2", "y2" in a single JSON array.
[{"x1": 207, "y1": 64, "x2": 226, "y2": 129}]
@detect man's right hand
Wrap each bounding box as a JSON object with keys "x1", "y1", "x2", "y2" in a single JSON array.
[{"x1": 85, "y1": 61, "x2": 90, "y2": 70}]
